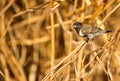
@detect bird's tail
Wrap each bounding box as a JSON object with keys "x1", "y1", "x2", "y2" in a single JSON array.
[{"x1": 105, "y1": 30, "x2": 112, "y2": 33}]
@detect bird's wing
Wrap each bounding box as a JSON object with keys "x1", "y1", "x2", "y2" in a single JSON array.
[{"x1": 81, "y1": 25, "x2": 103, "y2": 35}]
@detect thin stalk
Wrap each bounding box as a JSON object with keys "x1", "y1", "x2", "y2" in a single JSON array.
[{"x1": 50, "y1": 0, "x2": 55, "y2": 79}]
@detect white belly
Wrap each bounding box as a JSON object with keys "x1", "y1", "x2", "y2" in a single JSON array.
[{"x1": 79, "y1": 30, "x2": 85, "y2": 36}]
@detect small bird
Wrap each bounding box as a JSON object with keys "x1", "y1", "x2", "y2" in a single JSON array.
[{"x1": 72, "y1": 22, "x2": 112, "y2": 41}]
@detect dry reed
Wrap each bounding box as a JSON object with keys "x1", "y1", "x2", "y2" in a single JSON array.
[{"x1": 0, "y1": 0, "x2": 120, "y2": 81}]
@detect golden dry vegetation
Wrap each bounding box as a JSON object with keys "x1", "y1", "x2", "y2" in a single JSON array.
[{"x1": 0, "y1": 0, "x2": 120, "y2": 81}]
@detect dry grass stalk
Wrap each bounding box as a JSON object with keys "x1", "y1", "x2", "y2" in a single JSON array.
[{"x1": 0, "y1": 0, "x2": 120, "y2": 81}]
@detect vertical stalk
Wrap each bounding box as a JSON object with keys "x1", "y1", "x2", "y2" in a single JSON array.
[
  {"x1": 50, "y1": 0, "x2": 55, "y2": 79},
  {"x1": 73, "y1": 0, "x2": 78, "y2": 11},
  {"x1": 76, "y1": 51, "x2": 83, "y2": 81},
  {"x1": 50, "y1": 12, "x2": 55, "y2": 68}
]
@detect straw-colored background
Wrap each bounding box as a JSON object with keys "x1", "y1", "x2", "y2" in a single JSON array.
[{"x1": 0, "y1": 0, "x2": 120, "y2": 81}]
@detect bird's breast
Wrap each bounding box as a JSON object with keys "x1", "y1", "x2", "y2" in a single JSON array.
[{"x1": 79, "y1": 30, "x2": 85, "y2": 36}]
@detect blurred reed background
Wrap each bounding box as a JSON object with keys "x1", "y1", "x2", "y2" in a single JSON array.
[{"x1": 0, "y1": 0, "x2": 120, "y2": 81}]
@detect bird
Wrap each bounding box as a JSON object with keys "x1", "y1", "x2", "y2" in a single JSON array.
[{"x1": 72, "y1": 22, "x2": 112, "y2": 41}]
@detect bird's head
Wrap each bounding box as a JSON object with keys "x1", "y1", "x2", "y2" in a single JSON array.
[{"x1": 72, "y1": 22, "x2": 83, "y2": 33}]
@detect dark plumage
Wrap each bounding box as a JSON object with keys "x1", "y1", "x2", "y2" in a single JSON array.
[{"x1": 72, "y1": 22, "x2": 112, "y2": 41}]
